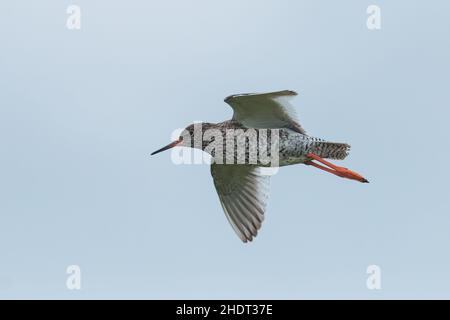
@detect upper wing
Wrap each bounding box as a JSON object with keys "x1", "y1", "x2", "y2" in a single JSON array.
[
  {"x1": 224, "y1": 90, "x2": 306, "y2": 134},
  {"x1": 210, "y1": 164, "x2": 270, "y2": 243}
]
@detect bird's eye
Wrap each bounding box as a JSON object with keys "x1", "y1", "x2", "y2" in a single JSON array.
[{"x1": 179, "y1": 136, "x2": 184, "y2": 141}]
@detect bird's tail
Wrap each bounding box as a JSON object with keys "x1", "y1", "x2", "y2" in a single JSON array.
[{"x1": 310, "y1": 141, "x2": 350, "y2": 160}]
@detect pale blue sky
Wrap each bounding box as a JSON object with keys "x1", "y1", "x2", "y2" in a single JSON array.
[{"x1": 1, "y1": 0, "x2": 450, "y2": 299}]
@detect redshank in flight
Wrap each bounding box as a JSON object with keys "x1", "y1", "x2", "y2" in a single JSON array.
[{"x1": 151, "y1": 90, "x2": 368, "y2": 242}]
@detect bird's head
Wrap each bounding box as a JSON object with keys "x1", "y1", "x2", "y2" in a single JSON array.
[{"x1": 150, "y1": 123, "x2": 213, "y2": 156}]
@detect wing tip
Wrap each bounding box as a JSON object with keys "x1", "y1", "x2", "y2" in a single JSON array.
[
  {"x1": 240, "y1": 232, "x2": 257, "y2": 243},
  {"x1": 224, "y1": 93, "x2": 235, "y2": 103},
  {"x1": 281, "y1": 89, "x2": 298, "y2": 96},
  {"x1": 224, "y1": 90, "x2": 298, "y2": 103}
]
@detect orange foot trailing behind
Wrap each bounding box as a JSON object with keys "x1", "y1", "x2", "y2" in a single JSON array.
[{"x1": 305, "y1": 153, "x2": 369, "y2": 183}]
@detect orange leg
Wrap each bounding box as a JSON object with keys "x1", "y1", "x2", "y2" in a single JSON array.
[{"x1": 305, "y1": 153, "x2": 369, "y2": 183}]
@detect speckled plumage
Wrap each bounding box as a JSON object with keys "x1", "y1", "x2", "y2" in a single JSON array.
[{"x1": 183, "y1": 120, "x2": 350, "y2": 167}]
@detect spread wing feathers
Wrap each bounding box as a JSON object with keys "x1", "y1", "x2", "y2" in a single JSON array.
[
  {"x1": 224, "y1": 90, "x2": 306, "y2": 134},
  {"x1": 210, "y1": 164, "x2": 270, "y2": 243}
]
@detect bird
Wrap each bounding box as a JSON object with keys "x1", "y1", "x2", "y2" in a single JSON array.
[{"x1": 151, "y1": 90, "x2": 368, "y2": 243}]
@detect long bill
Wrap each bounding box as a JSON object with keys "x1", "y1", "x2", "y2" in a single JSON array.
[{"x1": 151, "y1": 139, "x2": 182, "y2": 156}]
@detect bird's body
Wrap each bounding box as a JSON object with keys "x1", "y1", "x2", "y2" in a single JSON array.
[
  {"x1": 151, "y1": 90, "x2": 368, "y2": 243},
  {"x1": 191, "y1": 119, "x2": 350, "y2": 166}
]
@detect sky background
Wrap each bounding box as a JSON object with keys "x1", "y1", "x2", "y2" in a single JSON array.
[{"x1": 1, "y1": 0, "x2": 450, "y2": 299}]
